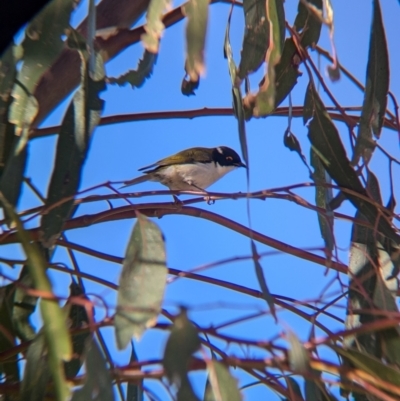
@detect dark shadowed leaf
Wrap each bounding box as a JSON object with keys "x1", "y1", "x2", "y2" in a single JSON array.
[
  {"x1": 181, "y1": 77, "x2": 200, "y2": 96},
  {"x1": 183, "y1": 0, "x2": 208, "y2": 90},
  {"x1": 352, "y1": 0, "x2": 389, "y2": 165},
  {"x1": 224, "y1": 8, "x2": 249, "y2": 173},
  {"x1": 333, "y1": 346, "x2": 400, "y2": 387},
  {"x1": 0, "y1": 195, "x2": 71, "y2": 400},
  {"x1": 293, "y1": 0, "x2": 322, "y2": 48},
  {"x1": 0, "y1": 283, "x2": 19, "y2": 383},
  {"x1": 304, "y1": 372, "x2": 336, "y2": 401},
  {"x1": 108, "y1": 50, "x2": 157, "y2": 89},
  {"x1": 178, "y1": 376, "x2": 200, "y2": 401},
  {"x1": 251, "y1": 240, "x2": 276, "y2": 321},
  {"x1": 283, "y1": 377, "x2": 304, "y2": 401},
  {"x1": 163, "y1": 308, "x2": 200, "y2": 385},
  {"x1": 284, "y1": 128, "x2": 309, "y2": 169},
  {"x1": 287, "y1": 330, "x2": 310, "y2": 374},
  {"x1": 204, "y1": 360, "x2": 242, "y2": 401},
  {"x1": 0, "y1": 44, "x2": 16, "y2": 174},
  {"x1": 9, "y1": 0, "x2": 76, "y2": 136},
  {"x1": 237, "y1": 0, "x2": 269, "y2": 80},
  {"x1": 141, "y1": 0, "x2": 173, "y2": 53},
  {"x1": 115, "y1": 213, "x2": 167, "y2": 349},
  {"x1": 310, "y1": 149, "x2": 334, "y2": 253},
  {"x1": 40, "y1": 50, "x2": 105, "y2": 247},
  {"x1": 254, "y1": 0, "x2": 285, "y2": 116},
  {"x1": 64, "y1": 280, "x2": 91, "y2": 379},
  {"x1": 20, "y1": 333, "x2": 50, "y2": 401},
  {"x1": 127, "y1": 342, "x2": 144, "y2": 401},
  {"x1": 303, "y1": 81, "x2": 399, "y2": 246},
  {"x1": 12, "y1": 265, "x2": 37, "y2": 342},
  {"x1": 71, "y1": 338, "x2": 114, "y2": 401}
]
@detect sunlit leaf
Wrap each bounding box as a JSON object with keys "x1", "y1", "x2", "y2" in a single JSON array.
[
  {"x1": 310, "y1": 149, "x2": 334, "y2": 253},
  {"x1": 141, "y1": 0, "x2": 173, "y2": 53},
  {"x1": 127, "y1": 342, "x2": 144, "y2": 401},
  {"x1": 19, "y1": 333, "x2": 50, "y2": 401},
  {"x1": 287, "y1": 330, "x2": 310, "y2": 373},
  {"x1": 9, "y1": 0, "x2": 77, "y2": 136},
  {"x1": 115, "y1": 213, "x2": 167, "y2": 348},
  {"x1": 108, "y1": 50, "x2": 157, "y2": 89},
  {"x1": 251, "y1": 240, "x2": 276, "y2": 321},
  {"x1": 71, "y1": 338, "x2": 114, "y2": 401},
  {"x1": 163, "y1": 308, "x2": 200, "y2": 385},
  {"x1": 0, "y1": 194, "x2": 72, "y2": 401},
  {"x1": 304, "y1": 81, "x2": 399, "y2": 246},
  {"x1": 204, "y1": 360, "x2": 242, "y2": 401},
  {"x1": 254, "y1": 0, "x2": 285, "y2": 116},
  {"x1": 294, "y1": 0, "x2": 323, "y2": 47},
  {"x1": 64, "y1": 280, "x2": 91, "y2": 379},
  {"x1": 352, "y1": 0, "x2": 389, "y2": 165},
  {"x1": 40, "y1": 50, "x2": 105, "y2": 247},
  {"x1": 183, "y1": 0, "x2": 208, "y2": 84},
  {"x1": 237, "y1": 0, "x2": 269, "y2": 80}
]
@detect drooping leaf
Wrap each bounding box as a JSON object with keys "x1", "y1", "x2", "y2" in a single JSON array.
[
  {"x1": 0, "y1": 194, "x2": 72, "y2": 401},
  {"x1": 182, "y1": 0, "x2": 208, "y2": 88},
  {"x1": 237, "y1": 0, "x2": 269, "y2": 80},
  {"x1": 9, "y1": 0, "x2": 77, "y2": 136},
  {"x1": 0, "y1": 283, "x2": 19, "y2": 383},
  {"x1": 254, "y1": 0, "x2": 285, "y2": 116},
  {"x1": 12, "y1": 265, "x2": 37, "y2": 342},
  {"x1": 303, "y1": 81, "x2": 399, "y2": 246},
  {"x1": 352, "y1": 0, "x2": 389, "y2": 165},
  {"x1": 287, "y1": 330, "x2": 310, "y2": 374},
  {"x1": 127, "y1": 342, "x2": 144, "y2": 401},
  {"x1": 70, "y1": 338, "x2": 115, "y2": 401},
  {"x1": 163, "y1": 308, "x2": 201, "y2": 385},
  {"x1": 19, "y1": 333, "x2": 50, "y2": 401},
  {"x1": 40, "y1": 50, "x2": 105, "y2": 247},
  {"x1": 224, "y1": 7, "x2": 249, "y2": 173},
  {"x1": 251, "y1": 240, "x2": 276, "y2": 321},
  {"x1": 293, "y1": 0, "x2": 323, "y2": 48},
  {"x1": 141, "y1": 0, "x2": 173, "y2": 53},
  {"x1": 204, "y1": 360, "x2": 242, "y2": 401},
  {"x1": 64, "y1": 280, "x2": 91, "y2": 379},
  {"x1": 181, "y1": 77, "x2": 200, "y2": 96},
  {"x1": 283, "y1": 128, "x2": 309, "y2": 170},
  {"x1": 0, "y1": 44, "x2": 16, "y2": 175},
  {"x1": 304, "y1": 371, "x2": 337, "y2": 401},
  {"x1": 108, "y1": 50, "x2": 157, "y2": 89},
  {"x1": 310, "y1": 149, "x2": 334, "y2": 253},
  {"x1": 115, "y1": 213, "x2": 167, "y2": 348}
]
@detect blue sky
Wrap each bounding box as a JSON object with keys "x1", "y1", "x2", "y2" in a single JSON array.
[{"x1": 4, "y1": 0, "x2": 400, "y2": 399}]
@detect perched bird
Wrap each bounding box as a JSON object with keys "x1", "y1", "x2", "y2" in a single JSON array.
[{"x1": 122, "y1": 146, "x2": 246, "y2": 191}]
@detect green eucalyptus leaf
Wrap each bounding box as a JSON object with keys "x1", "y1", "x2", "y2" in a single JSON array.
[
  {"x1": 237, "y1": 0, "x2": 269, "y2": 80},
  {"x1": 115, "y1": 213, "x2": 167, "y2": 349},
  {"x1": 141, "y1": 0, "x2": 173, "y2": 53},
  {"x1": 294, "y1": 0, "x2": 323, "y2": 48},
  {"x1": 204, "y1": 360, "x2": 242, "y2": 401},
  {"x1": 71, "y1": 338, "x2": 114, "y2": 401},
  {"x1": 163, "y1": 308, "x2": 200, "y2": 385},
  {"x1": 352, "y1": 0, "x2": 389, "y2": 165},
  {"x1": 183, "y1": 0, "x2": 208, "y2": 87},
  {"x1": 40, "y1": 51, "x2": 105, "y2": 247}
]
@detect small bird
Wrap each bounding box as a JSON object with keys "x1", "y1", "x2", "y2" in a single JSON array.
[{"x1": 122, "y1": 146, "x2": 246, "y2": 191}]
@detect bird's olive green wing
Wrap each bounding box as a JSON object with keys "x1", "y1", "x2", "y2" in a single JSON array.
[{"x1": 138, "y1": 147, "x2": 213, "y2": 172}]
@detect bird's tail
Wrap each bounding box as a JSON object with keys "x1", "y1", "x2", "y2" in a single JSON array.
[{"x1": 120, "y1": 175, "x2": 149, "y2": 189}]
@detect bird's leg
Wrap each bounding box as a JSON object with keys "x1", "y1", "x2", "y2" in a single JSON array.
[{"x1": 189, "y1": 183, "x2": 214, "y2": 205}]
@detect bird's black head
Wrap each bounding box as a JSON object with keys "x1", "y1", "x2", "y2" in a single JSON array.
[{"x1": 212, "y1": 146, "x2": 247, "y2": 168}]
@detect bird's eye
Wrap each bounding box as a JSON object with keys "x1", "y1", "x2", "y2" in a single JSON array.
[{"x1": 226, "y1": 156, "x2": 233, "y2": 161}]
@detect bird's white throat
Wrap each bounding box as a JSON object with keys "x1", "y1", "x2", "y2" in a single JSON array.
[{"x1": 152, "y1": 162, "x2": 236, "y2": 190}]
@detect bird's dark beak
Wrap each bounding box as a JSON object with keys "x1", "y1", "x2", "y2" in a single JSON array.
[{"x1": 236, "y1": 162, "x2": 247, "y2": 168}]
